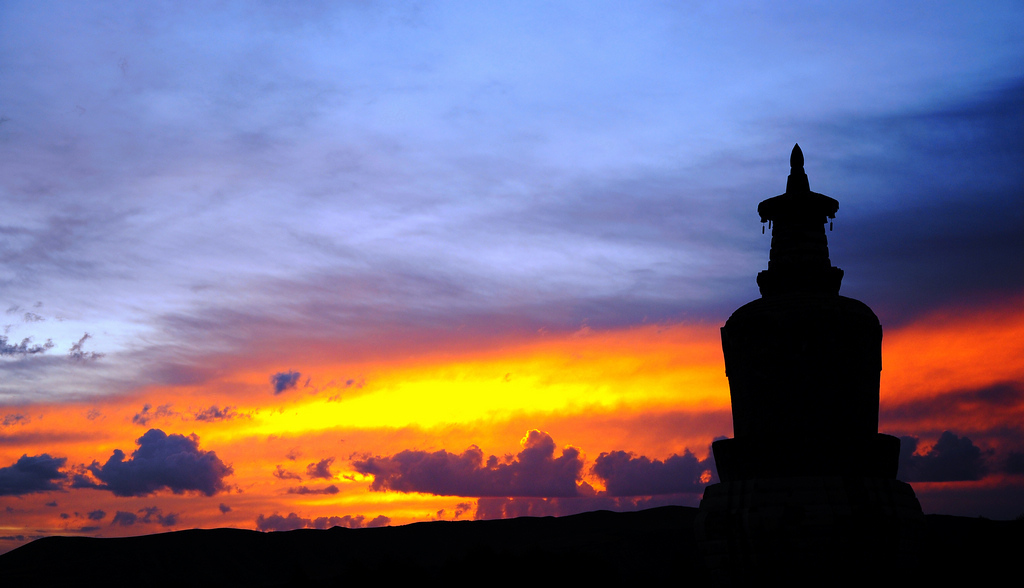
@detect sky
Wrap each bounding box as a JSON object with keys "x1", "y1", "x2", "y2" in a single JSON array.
[{"x1": 1, "y1": 1, "x2": 1022, "y2": 551}]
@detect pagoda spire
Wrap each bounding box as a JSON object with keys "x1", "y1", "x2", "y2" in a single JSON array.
[{"x1": 756, "y1": 145, "x2": 843, "y2": 296}]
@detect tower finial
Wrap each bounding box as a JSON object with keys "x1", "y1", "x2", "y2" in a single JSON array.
[{"x1": 791, "y1": 143, "x2": 804, "y2": 171}]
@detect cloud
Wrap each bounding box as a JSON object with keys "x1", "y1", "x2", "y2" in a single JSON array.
[
  {"x1": 286, "y1": 484, "x2": 339, "y2": 495},
  {"x1": 305, "y1": 457, "x2": 335, "y2": 480},
  {"x1": 273, "y1": 465, "x2": 302, "y2": 481},
  {"x1": 352, "y1": 430, "x2": 584, "y2": 497},
  {"x1": 255, "y1": 512, "x2": 390, "y2": 532},
  {"x1": 819, "y1": 81, "x2": 1024, "y2": 321},
  {"x1": 191, "y1": 405, "x2": 242, "y2": 422},
  {"x1": 131, "y1": 404, "x2": 178, "y2": 426},
  {"x1": 898, "y1": 431, "x2": 990, "y2": 482},
  {"x1": 591, "y1": 448, "x2": 715, "y2": 496},
  {"x1": 138, "y1": 506, "x2": 179, "y2": 527},
  {"x1": 476, "y1": 494, "x2": 701, "y2": 519},
  {"x1": 882, "y1": 381, "x2": 1024, "y2": 434},
  {"x1": 80, "y1": 429, "x2": 232, "y2": 496},
  {"x1": 0, "y1": 336, "x2": 54, "y2": 356},
  {"x1": 219, "y1": 503, "x2": 231, "y2": 514},
  {"x1": 68, "y1": 333, "x2": 103, "y2": 361},
  {"x1": 111, "y1": 507, "x2": 179, "y2": 527},
  {"x1": 271, "y1": 370, "x2": 301, "y2": 394},
  {"x1": 1, "y1": 413, "x2": 29, "y2": 427},
  {"x1": 110, "y1": 511, "x2": 137, "y2": 526},
  {"x1": 255, "y1": 513, "x2": 308, "y2": 532},
  {"x1": 87, "y1": 509, "x2": 106, "y2": 521},
  {"x1": 0, "y1": 454, "x2": 67, "y2": 496}
]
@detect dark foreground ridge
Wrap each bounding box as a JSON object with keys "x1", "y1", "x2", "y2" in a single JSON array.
[{"x1": 2, "y1": 506, "x2": 1021, "y2": 586}]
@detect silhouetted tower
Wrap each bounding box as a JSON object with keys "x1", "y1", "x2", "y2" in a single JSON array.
[{"x1": 695, "y1": 145, "x2": 923, "y2": 582}]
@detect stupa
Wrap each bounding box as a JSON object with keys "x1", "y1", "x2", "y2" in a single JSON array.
[{"x1": 695, "y1": 145, "x2": 923, "y2": 581}]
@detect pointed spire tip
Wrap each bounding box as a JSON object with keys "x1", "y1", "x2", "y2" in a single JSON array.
[{"x1": 790, "y1": 144, "x2": 804, "y2": 170}]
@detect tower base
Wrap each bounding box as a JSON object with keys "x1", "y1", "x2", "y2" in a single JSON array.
[{"x1": 695, "y1": 476, "x2": 924, "y2": 584}]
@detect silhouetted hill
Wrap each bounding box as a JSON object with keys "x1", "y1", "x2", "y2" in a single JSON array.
[{"x1": 1, "y1": 506, "x2": 1021, "y2": 586}]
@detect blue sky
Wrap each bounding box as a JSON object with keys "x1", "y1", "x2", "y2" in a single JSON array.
[{"x1": 0, "y1": 1, "x2": 1021, "y2": 398}]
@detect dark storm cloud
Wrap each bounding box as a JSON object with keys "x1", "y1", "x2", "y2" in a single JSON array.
[
  {"x1": 591, "y1": 448, "x2": 716, "y2": 496},
  {"x1": 0, "y1": 453, "x2": 67, "y2": 496},
  {"x1": 352, "y1": 430, "x2": 584, "y2": 497},
  {"x1": 898, "y1": 431, "x2": 990, "y2": 482},
  {"x1": 271, "y1": 370, "x2": 301, "y2": 395},
  {"x1": 305, "y1": 457, "x2": 335, "y2": 480},
  {"x1": 81, "y1": 429, "x2": 232, "y2": 496},
  {"x1": 255, "y1": 512, "x2": 390, "y2": 532},
  {"x1": 817, "y1": 80, "x2": 1024, "y2": 322},
  {"x1": 286, "y1": 484, "x2": 339, "y2": 495}
]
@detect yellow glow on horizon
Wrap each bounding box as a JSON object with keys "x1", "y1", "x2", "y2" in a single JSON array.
[{"x1": 237, "y1": 323, "x2": 728, "y2": 437}]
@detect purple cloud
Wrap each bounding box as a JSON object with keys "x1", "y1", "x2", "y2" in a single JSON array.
[
  {"x1": 352, "y1": 430, "x2": 584, "y2": 497},
  {"x1": 81, "y1": 429, "x2": 232, "y2": 497},
  {"x1": 0, "y1": 454, "x2": 67, "y2": 496},
  {"x1": 271, "y1": 371, "x2": 301, "y2": 395}
]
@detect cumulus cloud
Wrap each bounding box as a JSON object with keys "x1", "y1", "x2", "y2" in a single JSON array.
[
  {"x1": 255, "y1": 512, "x2": 390, "y2": 532},
  {"x1": 898, "y1": 431, "x2": 990, "y2": 482},
  {"x1": 0, "y1": 454, "x2": 67, "y2": 496},
  {"x1": 219, "y1": 503, "x2": 232, "y2": 514},
  {"x1": 287, "y1": 484, "x2": 339, "y2": 495},
  {"x1": 591, "y1": 448, "x2": 715, "y2": 496},
  {"x1": 305, "y1": 458, "x2": 335, "y2": 480},
  {"x1": 79, "y1": 429, "x2": 232, "y2": 497},
  {"x1": 87, "y1": 509, "x2": 106, "y2": 521},
  {"x1": 271, "y1": 370, "x2": 301, "y2": 394},
  {"x1": 352, "y1": 430, "x2": 584, "y2": 497}
]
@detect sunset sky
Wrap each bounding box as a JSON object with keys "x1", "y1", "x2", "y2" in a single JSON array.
[{"x1": 1, "y1": 2, "x2": 1022, "y2": 551}]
